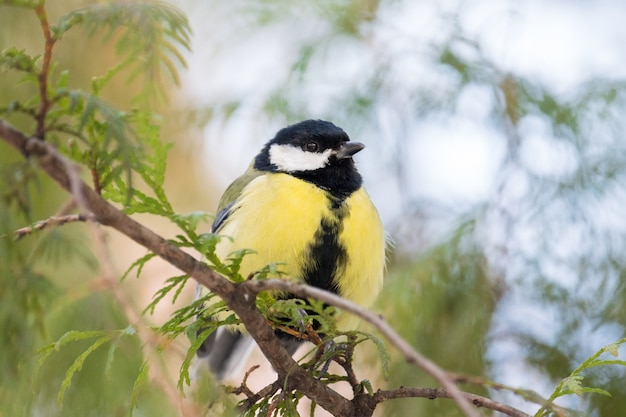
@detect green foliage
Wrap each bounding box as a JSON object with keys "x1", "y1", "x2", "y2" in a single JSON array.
[
  {"x1": 0, "y1": 200, "x2": 58, "y2": 368},
  {"x1": 0, "y1": 46, "x2": 38, "y2": 74},
  {"x1": 38, "y1": 329, "x2": 127, "y2": 406},
  {"x1": 358, "y1": 330, "x2": 391, "y2": 380},
  {"x1": 1, "y1": 0, "x2": 190, "y2": 199},
  {"x1": 130, "y1": 360, "x2": 151, "y2": 415},
  {"x1": 121, "y1": 251, "x2": 157, "y2": 281},
  {"x1": 535, "y1": 339, "x2": 626, "y2": 417},
  {"x1": 53, "y1": 1, "x2": 190, "y2": 100},
  {"x1": 161, "y1": 294, "x2": 237, "y2": 390},
  {"x1": 132, "y1": 246, "x2": 251, "y2": 392},
  {"x1": 0, "y1": 159, "x2": 39, "y2": 219},
  {"x1": 0, "y1": 0, "x2": 191, "y2": 415},
  {"x1": 56, "y1": 92, "x2": 141, "y2": 192},
  {"x1": 243, "y1": 390, "x2": 305, "y2": 417},
  {"x1": 31, "y1": 292, "x2": 175, "y2": 417},
  {"x1": 31, "y1": 223, "x2": 99, "y2": 268},
  {"x1": 143, "y1": 274, "x2": 190, "y2": 315},
  {"x1": 98, "y1": 110, "x2": 173, "y2": 209}
]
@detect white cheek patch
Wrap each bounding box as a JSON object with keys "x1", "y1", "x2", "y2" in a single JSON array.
[{"x1": 269, "y1": 144, "x2": 333, "y2": 172}]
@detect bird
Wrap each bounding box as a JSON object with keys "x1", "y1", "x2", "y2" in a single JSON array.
[{"x1": 195, "y1": 119, "x2": 386, "y2": 380}]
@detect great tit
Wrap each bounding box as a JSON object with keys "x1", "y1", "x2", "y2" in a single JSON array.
[{"x1": 196, "y1": 119, "x2": 385, "y2": 380}]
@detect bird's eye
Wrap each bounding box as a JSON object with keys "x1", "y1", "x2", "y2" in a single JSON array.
[{"x1": 304, "y1": 142, "x2": 319, "y2": 152}]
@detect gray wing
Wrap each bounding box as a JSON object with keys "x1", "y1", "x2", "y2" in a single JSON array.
[{"x1": 211, "y1": 201, "x2": 235, "y2": 233}]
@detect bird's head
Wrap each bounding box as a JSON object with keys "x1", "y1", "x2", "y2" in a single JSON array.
[
  {"x1": 255, "y1": 119, "x2": 364, "y2": 174},
  {"x1": 254, "y1": 120, "x2": 364, "y2": 199}
]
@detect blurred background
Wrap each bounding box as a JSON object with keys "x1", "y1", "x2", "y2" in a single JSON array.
[{"x1": 2, "y1": 0, "x2": 626, "y2": 416}]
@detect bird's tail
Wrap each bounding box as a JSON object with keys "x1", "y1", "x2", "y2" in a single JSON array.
[
  {"x1": 194, "y1": 283, "x2": 304, "y2": 380},
  {"x1": 193, "y1": 281, "x2": 254, "y2": 380},
  {"x1": 196, "y1": 326, "x2": 256, "y2": 381}
]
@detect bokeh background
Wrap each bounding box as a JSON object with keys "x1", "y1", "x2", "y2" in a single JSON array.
[{"x1": 2, "y1": 0, "x2": 626, "y2": 416}]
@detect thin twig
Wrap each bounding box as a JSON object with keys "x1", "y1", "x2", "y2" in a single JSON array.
[
  {"x1": 228, "y1": 365, "x2": 260, "y2": 398},
  {"x1": 240, "y1": 379, "x2": 283, "y2": 410},
  {"x1": 14, "y1": 214, "x2": 92, "y2": 239},
  {"x1": 34, "y1": 3, "x2": 56, "y2": 139},
  {"x1": 451, "y1": 373, "x2": 551, "y2": 406},
  {"x1": 375, "y1": 387, "x2": 531, "y2": 417},
  {"x1": 452, "y1": 373, "x2": 573, "y2": 416}
]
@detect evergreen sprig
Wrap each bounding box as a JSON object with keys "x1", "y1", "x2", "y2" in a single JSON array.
[
  {"x1": 37, "y1": 326, "x2": 137, "y2": 408},
  {"x1": 535, "y1": 338, "x2": 626, "y2": 417},
  {"x1": 53, "y1": 1, "x2": 191, "y2": 102},
  {"x1": 1, "y1": 1, "x2": 192, "y2": 414}
]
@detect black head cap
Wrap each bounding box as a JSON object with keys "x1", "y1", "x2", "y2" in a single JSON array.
[{"x1": 272, "y1": 119, "x2": 349, "y2": 147}]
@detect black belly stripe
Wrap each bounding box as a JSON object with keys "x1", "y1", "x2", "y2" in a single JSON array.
[
  {"x1": 273, "y1": 195, "x2": 350, "y2": 339},
  {"x1": 301, "y1": 196, "x2": 348, "y2": 295}
]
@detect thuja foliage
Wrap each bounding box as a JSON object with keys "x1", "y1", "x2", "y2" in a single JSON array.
[
  {"x1": 1, "y1": 1, "x2": 626, "y2": 416},
  {"x1": 0, "y1": 0, "x2": 197, "y2": 415}
]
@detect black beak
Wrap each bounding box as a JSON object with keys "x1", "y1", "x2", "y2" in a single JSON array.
[{"x1": 337, "y1": 142, "x2": 365, "y2": 159}]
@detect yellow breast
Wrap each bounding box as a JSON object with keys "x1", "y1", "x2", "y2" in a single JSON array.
[{"x1": 215, "y1": 173, "x2": 385, "y2": 328}]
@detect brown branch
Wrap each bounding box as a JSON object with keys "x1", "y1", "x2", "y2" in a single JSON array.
[
  {"x1": 227, "y1": 365, "x2": 260, "y2": 398},
  {"x1": 373, "y1": 387, "x2": 531, "y2": 417},
  {"x1": 336, "y1": 336, "x2": 360, "y2": 389},
  {"x1": 239, "y1": 378, "x2": 283, "y2": 410},
  {"x1": 0, "y1": 118, "x2": 354, "y2": 417},
  {"x1": 267, "y1": 319, "x2": 324, "y2": 345},
  {"x1": 34, "y1": 3, "x2": 56, "y2": 139},
  {"x1": 14, "y1": 214, "x2": 92, "y2": 239},
  {"x1": 243, "y1": 279, "x2": 482, "y2": 417},
  {"x1": 91, "y1": 166, "x2": 102, "y2": 195},
  {"x1": 0, "y1": 118, "x2": 30, "y2": 155}
]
